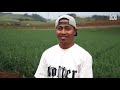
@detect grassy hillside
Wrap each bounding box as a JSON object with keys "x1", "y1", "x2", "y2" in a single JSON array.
[
  {"x1": 0, "y1": 13, "x2": 96, "y2": 26},
  {"x1": 1, "y1": 13, "x2": 119, "y2": 27},
  {"x1": 0, "y1": 13, "x2": 47, "y2": 26},
  {"x1": 0, "y1": 13, "x2": 34, "y2": 21}
]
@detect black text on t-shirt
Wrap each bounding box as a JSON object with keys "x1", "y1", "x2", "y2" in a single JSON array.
[{"x1": 47, "y1": 66, "x2": 77, "y2": 78}]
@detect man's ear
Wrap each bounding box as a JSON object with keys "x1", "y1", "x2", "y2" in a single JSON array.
[
  {"x1": 74, "y1": 29, "x2": 78, "y2": 36},
  {"x1": 75, "y1": 28, "x2": 78, "y2": 31}
]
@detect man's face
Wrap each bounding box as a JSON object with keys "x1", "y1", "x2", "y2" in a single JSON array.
[{"x1": 56, "y1": 19, "x2": 76, "y2": 44}]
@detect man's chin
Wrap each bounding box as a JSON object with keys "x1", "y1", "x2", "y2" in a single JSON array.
[{"x1": 60, "y1": 41, "x2": 68, "y2": 44}]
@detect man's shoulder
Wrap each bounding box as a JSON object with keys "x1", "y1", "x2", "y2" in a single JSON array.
[
  {"x1": 74, "y1": 44, "x2": 92, "y2": 57},
  {"x1": 74, "y1": 43, "x2": 86, "y2": 51},
  {"x1": 43, "y1": 44, "x2": 59, "y2": 54}
]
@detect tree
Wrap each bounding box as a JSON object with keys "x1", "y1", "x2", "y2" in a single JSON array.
[
  {"x1": 92, "y1": 15, "x2": 109, "y2": 20},
  {"x1": 67, "y1": 13, "x2": 76, "y2": 18},
  {"x1": 24, "y1": 13, "x2": 29, "y2": 17},
  {"x1": 31, "y1": 14, "x2": 47, "y2": 22}
]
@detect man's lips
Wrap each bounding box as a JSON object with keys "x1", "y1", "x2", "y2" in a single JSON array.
[{"x1": 60, "y1": 36, "x2": 67, "y2": 38}]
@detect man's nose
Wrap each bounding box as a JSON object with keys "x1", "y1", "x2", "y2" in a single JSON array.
[{"x1": 61, "y1": 29, "x2": 66, "y2": 34}]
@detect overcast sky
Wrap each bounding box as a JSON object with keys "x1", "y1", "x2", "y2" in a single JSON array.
[{"x1": 4, "y1": 12, "x2": 120, "y2": 20}]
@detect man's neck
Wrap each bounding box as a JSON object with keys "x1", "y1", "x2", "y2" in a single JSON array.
[{"x1": 59, "y1": 42, "x2": 74, "y2": 49}]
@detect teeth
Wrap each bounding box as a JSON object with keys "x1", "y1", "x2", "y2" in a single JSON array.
[{"x1": 61, "y1": 37, "x2": 66, "y2": 39}]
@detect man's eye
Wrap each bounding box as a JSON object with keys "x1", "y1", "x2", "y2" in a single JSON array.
[
  {"x1": 66, "y1": 27, "x2": 70, "y2": 29},
  {"x1": 57, "y1": 26, "x2": 72, "y2": 30},
  {"x1": 65, "y1": 27, "x2": 71, "y2": 30},
  {"x1": 57, "y1": 27, "x2": 62, "y2": 30}
]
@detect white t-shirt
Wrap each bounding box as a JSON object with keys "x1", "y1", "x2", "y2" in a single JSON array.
[{"x1": 34, "y1": 43, "x2": 93, "y2": 78}]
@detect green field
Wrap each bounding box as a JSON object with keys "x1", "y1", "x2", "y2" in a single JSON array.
[{"x1": 0, "y1": 27, "x2": 120, "y2": 78}]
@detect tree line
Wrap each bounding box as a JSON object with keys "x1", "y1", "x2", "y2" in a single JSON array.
[{"x1": 67, "y1": 13, "x2": 120, "y2": 21}]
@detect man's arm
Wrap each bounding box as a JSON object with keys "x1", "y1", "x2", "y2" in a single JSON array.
[
  {"x1": 34, "y1": 53, "x2": 47, "y2": 78},
  {"x1": 79, "y1": 55, "x2": 93, "y2": 78}
]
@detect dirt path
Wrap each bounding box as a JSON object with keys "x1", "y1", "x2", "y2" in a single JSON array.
[
  {"x1": 77, "y1": 25, "x2": 120, "y2": 29},
  {"x1": 0, "y1": 72, "x2": 22, "y2": 78}
]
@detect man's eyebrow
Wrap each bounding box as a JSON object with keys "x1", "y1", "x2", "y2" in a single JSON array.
[{"x1": 64, "y1": 26, "x2": 71, "y2": 27}]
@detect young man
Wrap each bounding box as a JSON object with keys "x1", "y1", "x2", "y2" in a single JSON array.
[{"x1": 34, "y1": 15, "x2": 93, "y2": 78}]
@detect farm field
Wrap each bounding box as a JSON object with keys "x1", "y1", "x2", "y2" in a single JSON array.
[{"x1": 0, "y1": 26, "x2": 120, "y2": 78}]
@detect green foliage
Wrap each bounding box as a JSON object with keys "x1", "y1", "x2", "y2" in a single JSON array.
[
  {"x1": 31, "y1": 14, "x2": 47, "y2": 22},
  {"x1": 92, "y1": 15, "x2": 109, "y2": 20},
  {"x1": 67, "y1": 13, "x2": 76, "y2": 17},
  {"x1": 75, "y1": 17, "x2": 96, "y2": 22},
  {"x1": 0, "y1": 27, "x2": 120, "y2": 78},
  {"x1": 0, "y1": 13, "x2": 47, "y2": 24}
]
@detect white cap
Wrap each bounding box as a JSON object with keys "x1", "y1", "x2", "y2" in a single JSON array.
[{"x1": 55, "y1": 15, "x2": 76, "y2": 29}]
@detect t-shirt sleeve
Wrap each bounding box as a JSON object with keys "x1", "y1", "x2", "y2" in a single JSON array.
[
  {"x1": 34, "y1": 52, "x2": 48, "y2": 78},
  {"x1": 78, "y1": 54, "x2": 93, "y2": 78}
]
